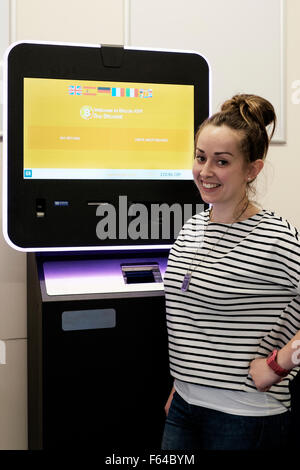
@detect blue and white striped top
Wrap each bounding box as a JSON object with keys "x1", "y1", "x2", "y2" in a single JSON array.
[{"x1": 164, "y1": 209, "x2": 300, "y2": 409}]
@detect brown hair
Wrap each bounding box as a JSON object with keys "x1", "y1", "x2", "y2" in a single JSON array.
[{"x1": 195, "y1": 94, "x2": 276, "y2": 163}]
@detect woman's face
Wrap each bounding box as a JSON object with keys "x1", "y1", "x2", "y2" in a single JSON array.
[{"x1": 193, "y1": 124, "x2": 256, "y2": 210}]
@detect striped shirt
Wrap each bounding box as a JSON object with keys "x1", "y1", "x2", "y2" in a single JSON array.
[{"x1": 164, "y1": 209, "x2": 300, "y2": 409}]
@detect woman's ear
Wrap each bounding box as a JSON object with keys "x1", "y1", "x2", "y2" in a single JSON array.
[{"x1": 247, "y1": 159, "x2": 264, "y2": 182}]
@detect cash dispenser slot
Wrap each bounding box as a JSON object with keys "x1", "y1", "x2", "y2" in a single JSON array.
[{"x1": 121, "y1": 263, "x2": 162, "y2": 285}]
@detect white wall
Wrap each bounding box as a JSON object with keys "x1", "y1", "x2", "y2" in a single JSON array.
[
  {"x1": 258, "y1": 0, "x2": 300, "y2": 227},
  {"x1": 0, "y1": 0, "x2": 300, "y2": 449},
  {"x1": 15, "y1": 0, "x2": 124, "y2": 45},
  {"x1": 129, "y1": 0, "x2": 285, "y2": 142}
]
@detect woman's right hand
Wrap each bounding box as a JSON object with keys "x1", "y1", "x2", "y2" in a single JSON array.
[{"x1": 164, "y1": 386, "x2": 175, "y2": 416}]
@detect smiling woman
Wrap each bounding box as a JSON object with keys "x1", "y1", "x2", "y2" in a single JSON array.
[
  {"x1": 193, "y1": 125, "x2": 262, "y2": 223},
  {"x1": 162, "y1": 94, "x2": 300, "y2": 451},
  {"x1": 192, "y1": 94, "x2": 275, "y2": 223}
]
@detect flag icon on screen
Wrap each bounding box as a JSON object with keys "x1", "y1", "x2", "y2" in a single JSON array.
[
  {"x1": 97, "y1": 87, "x2": 111, "y2": 93},
  {"x1": 83, "y1": 86, "x2": 96, "y2": 95},
  {"x1": 69, "y1": 85, "x2": 82, "y2": 95},
  {"x1": 126, "y1": 88, "x2": 139, "y2": 97},
  {"x1": 139, "y1": 89, "x2": 152, "y2": 98},
  {"x1": 112, "y1": 87, "x2": 126, "y2": 97}
]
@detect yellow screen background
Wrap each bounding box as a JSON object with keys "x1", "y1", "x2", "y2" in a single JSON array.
[{"x1": 24, "y1": 78, "x2": 194, "y2": 170}]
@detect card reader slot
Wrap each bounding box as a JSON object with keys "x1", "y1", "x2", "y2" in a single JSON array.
[{"x1": 87, "y1": 202, "x2": 110, "y2": 206}]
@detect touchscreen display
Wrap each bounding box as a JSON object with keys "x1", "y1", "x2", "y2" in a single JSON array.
[{"x1": 24, "y1": 78, "x2": 194, "y2": 180}]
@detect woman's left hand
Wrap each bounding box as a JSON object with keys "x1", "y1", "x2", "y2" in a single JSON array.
[{"x1": 249, "y1": 358, "x2": 282, "y2": 392}]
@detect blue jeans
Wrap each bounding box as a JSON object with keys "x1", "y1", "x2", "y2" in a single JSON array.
[{"x1": 161, "y1": 391, "x2": 291, "y2": 451}]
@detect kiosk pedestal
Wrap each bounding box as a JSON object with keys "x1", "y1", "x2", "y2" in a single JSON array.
[{"x1": 27, "y1": 251, "x2": 172, "y2": 450}]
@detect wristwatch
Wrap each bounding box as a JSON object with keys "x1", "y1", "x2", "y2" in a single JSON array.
[{"x1": 266, "y1": 349, "x2": 290, "y2": 378}]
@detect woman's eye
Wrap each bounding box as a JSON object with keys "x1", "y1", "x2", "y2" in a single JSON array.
[
  {"x1": 218, "y1": 160, "x2": 228, "y2": 166},
  {"x1": 195, "y1": 154, "x2": 205, "y2": 162}
]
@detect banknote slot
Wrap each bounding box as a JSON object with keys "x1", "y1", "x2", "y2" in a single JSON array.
[{"x1": 121, "y1": 263, "x2": 162, "y2": 284}]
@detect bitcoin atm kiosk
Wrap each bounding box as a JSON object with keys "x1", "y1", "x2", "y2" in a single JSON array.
[{"x1": 3, "y1": 41, "x2": 209, "y2": 449}]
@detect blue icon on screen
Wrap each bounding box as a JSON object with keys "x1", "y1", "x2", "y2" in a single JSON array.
[{"x1": 24, "y1": 169, "x2": 32, "y2": 178}]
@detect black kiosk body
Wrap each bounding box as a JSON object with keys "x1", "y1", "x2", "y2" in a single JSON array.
[{"x1": 3, "y1": 41, "x2": 209, "y2": 449}]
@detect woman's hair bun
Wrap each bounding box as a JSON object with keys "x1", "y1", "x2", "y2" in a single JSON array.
[
  {"x1": 221, "y1": 94, "x2": 276, "y2": 130},
  {"x1": 196, "y1": 93, "x2": 277, "y2": 162}
]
